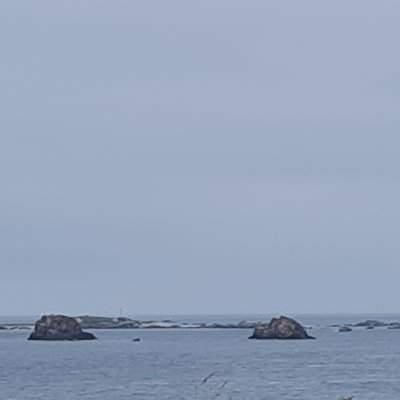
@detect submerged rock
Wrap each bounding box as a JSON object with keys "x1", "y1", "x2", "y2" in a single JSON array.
[
  {"x1": 28, "y1": 315, "x2": 97, "y2": 341},
  {"x1": 249, "y1": 316, "x2": 314, "y2": 340}
]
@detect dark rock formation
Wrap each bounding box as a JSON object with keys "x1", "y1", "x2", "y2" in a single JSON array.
[
  {"x1": 338, "y1": 326, "x2": 352, "y2": 332},
  {"x1": 28, "y1": 315, "x2": 96, "y2": 341},
  {"x1": 249, "y1": 316, "x2": 314, "y2": 340}
]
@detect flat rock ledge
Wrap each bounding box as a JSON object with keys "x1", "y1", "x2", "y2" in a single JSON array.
[
  {"x1": 27, "y1": 315, "x2": 97, "y2": 341},
  {"x1": 249, "y1": 316, "x2": 315, "y2": 340}
]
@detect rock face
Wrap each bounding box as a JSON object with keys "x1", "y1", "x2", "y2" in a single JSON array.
[
  {"x1": 249, "y1": 316, "x2": 314, "y2": 340},
  {"x1": 28, "y1": 315, "x2": 97, "y2": 341}
]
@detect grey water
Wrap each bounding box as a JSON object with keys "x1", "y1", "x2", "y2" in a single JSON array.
[{"x1": 2, "y1": 314, "x2": 400, "y2": 400}]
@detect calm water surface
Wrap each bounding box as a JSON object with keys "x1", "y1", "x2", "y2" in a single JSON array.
[{"x1": 1, "y1": 315, "x2": 400, "y2": 399}]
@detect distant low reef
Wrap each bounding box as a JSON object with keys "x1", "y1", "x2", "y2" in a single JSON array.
[
  {"x1": 76, "y1": 315, "x2": 259, "y2": 330},
  {"x1": 332, "y1": 320, "x2": 400, "y2": 330},
  {"x1": 2, "y1": 316, "x2": 400, "y2": 332},
  {"x1": 0, "y1": 315, "x2": 259, "y2": 331}
]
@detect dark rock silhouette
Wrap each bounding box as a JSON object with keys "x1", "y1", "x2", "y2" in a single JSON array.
[
  {"x1": 27, "y1": 315, "x2": 97, "y2": 341},
  {"x1": 339, "y1": 326, "x2": 352, "y2": 332},
  {"x1": 249, "y1": 316, "x2": 314, "y2": 340}
]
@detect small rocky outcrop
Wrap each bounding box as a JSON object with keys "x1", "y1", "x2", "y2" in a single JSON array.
[
  {"x1": 28, "y1": 315, "x2": 97, "y2": 341},
  {"x1": 249, "y1": 316, "x2": 314, "y2": 340},
  {"x1": 339, "y1": 326, "x2": 352, "y2": 332},
  {"x1": 354, "y1": 320, "x2": 385, "y2": 328}
]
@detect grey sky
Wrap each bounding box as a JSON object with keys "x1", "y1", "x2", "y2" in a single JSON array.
[{"x1": 1, "y1": 1, "x2": 399, "y2": 316}]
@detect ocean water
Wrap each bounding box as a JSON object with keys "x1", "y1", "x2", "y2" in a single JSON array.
[{"x1": 2, "y1": 315, "x2": 400, "y2": 400}]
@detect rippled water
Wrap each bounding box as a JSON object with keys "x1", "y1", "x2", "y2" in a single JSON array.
[{"x1": 2, "y1": 315, "x2": 400, "y2": 399}]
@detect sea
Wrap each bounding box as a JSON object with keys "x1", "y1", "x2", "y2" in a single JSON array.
[{"x1": 1, "y1": 314, "x2": 400, "y2": 400}]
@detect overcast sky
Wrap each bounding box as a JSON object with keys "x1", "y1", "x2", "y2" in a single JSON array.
[{"x1": 1, "y1": 1, "x2": 399, "y2": 316}]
